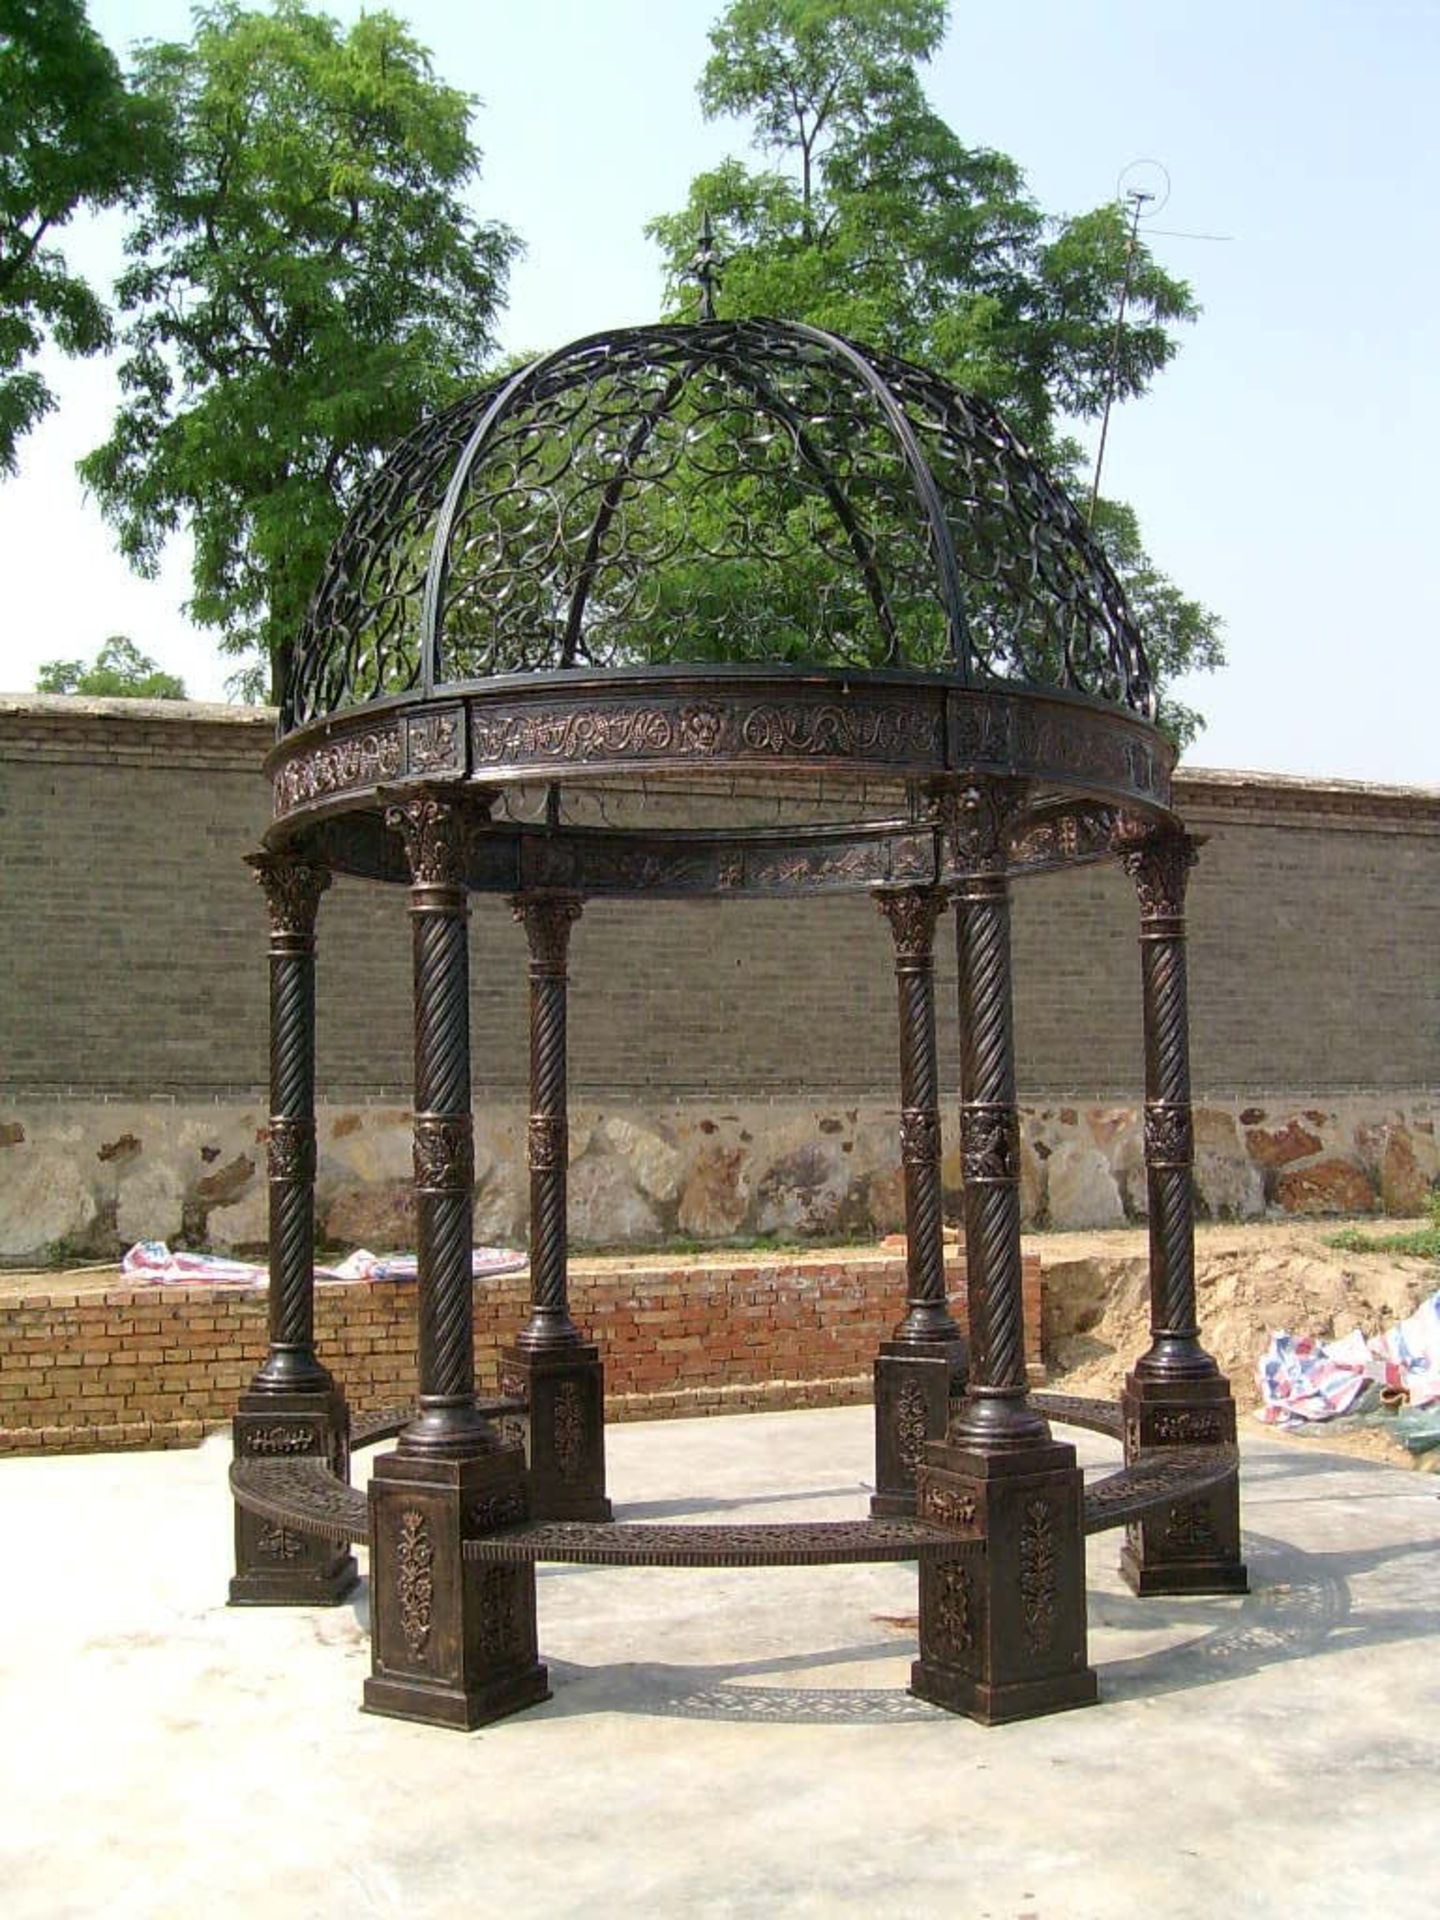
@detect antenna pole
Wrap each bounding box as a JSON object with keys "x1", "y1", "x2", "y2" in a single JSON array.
[{"x1": 1088, "y1": 189, "x2": 1152, "y2": 524}]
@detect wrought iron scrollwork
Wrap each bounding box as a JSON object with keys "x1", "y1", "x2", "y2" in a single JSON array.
[{"x1": 284, "y1": 320, "x2": 1154, "y2": 733}]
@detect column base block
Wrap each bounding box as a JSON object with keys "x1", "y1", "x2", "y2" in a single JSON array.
[
  {"x1": 1118, "y1": 1543, "x2": 1250, "y2": 1598},
  {"x1": 909, "y1": 1658, "x2": 1099, "y2": 1726},
  {"x1": 1119, "y1": 1372, "x2": 1248, "y2": 1598},
  {"x1": 230, "y1": 1552, "x2": 359, "y2": 1609},
  {"x1": 909, "y1": 1436, "x2": 1097, "y2": 1727},
  {"x1": 871, "y1": 1339, "x2": 968, "y2": 1518},
  {"x1": 362, "y1": 1662, "x2": 551, "y2": 1731},
  {"x1": 364, "y1": 1443, "x2": 549, "y2": 1731},
  {"x1": 500, "y1": 1342, "x2": 611, "y2": 1522},
  {"x1": 230, "y1": 1384, "x2": 355, "y2": 1607}
]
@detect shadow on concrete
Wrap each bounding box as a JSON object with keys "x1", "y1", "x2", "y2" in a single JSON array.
[
  {"x1": 468, "y1": 1522, "x2": 1440, "y2": 1728},
  {"x1": 1098, "y1": 1525, "x2": 1439, "y2": 1698},
  {"x1": 342, "y1": 1441, "x2": 1439, "y2": 1727},
  {"x1": 531, "y1": 1644, "x2": 944, "y2": 1726}
]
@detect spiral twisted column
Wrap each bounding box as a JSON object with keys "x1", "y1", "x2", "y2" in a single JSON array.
[
  {"x1": 230, "y1": 850, "x2": 356, "y2": 1606},
  {"x1": 944, "y1": 784, "x2": 1048, "y2": 1452},
  {"x1": 875, "y1": 887, "x2": 957, "y2": 1342},
  {"x1": 385, "y1": 790, "x2": 496, "y2": 1459},
  {"x1": 513, "y1": 893, "x2": 584, "y2": 1350},
  {"x1": 247, "y1": 852, "x2": 332, "y2": 1394},
  {"x1": 1118, "y1": 824, "x2": 1219, "y2": 1385}
]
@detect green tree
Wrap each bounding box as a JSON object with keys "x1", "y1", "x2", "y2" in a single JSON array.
[
  {"x1": 0, "y1": 0, "x2": 157, "y2": 474},
  {"x1": 37, "y1": 636, "x2": 186, "y2": 699},
  {"x1": 80, "y1": 0, "x2": 518, "y2": 703},
  {"x1": 650, "y1": 0, "x2": 1222, "y2": 742}
]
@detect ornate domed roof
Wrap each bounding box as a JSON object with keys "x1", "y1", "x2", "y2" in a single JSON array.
[{"x1": 284, "y1": 319, "x2": 1153, "y2": 735}]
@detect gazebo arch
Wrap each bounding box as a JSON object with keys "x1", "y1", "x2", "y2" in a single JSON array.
[{"x1": 229, "y1": 317, "x2": 1246, "y2": 1730}]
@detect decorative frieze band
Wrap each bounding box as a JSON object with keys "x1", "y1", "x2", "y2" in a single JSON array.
[
  {"x1": 405, "y1": 709, "x2": 465, "y2": 776},
  {"x1": 272, "y1": 723, "x2": 401, "y2": 817},
  {"x1": 269, "y1": 679, "x2": 1171, "y2": 832},
  {"x1": 1009, "y1": 802, "x2": 1117, "y2": 873},
  {"x1": 472, "y1": 694, "x2": 943, "y2": 770}
]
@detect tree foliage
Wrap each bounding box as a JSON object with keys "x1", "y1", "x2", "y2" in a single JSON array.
[
  {"x1": 650, "y1": 0, "x2": 1222, "y2": 742},
  {"x1": 0, "y1": 0, "x2": 157, "y2": 474},
  {"x1": 80, "y1": 0, "x2": 519, "y2": 702},
  {"x1": 37, "y1": 635, "x2": 186, "y2": 699}
]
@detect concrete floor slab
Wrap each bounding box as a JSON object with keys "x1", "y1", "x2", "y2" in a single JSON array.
[{"x1": 2, "y1": 1405, "x2": 1437, "y2": 1918}]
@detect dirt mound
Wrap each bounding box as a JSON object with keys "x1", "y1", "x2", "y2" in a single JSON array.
[
  {"x1": 1044, "y1": 1213, "x2": 1436, "y2": 1466},
  {"x1": 1040, "y1": 1219, "x2": 1437, "y2": 1417}
]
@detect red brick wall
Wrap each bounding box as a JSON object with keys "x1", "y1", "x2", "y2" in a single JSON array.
[{"x1": 0, "y1": 1252, "x2": 1042, "y2": 1454}]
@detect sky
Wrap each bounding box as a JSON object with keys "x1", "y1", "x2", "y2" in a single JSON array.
[{"x1": 1, "y1": 0, "x2": 1435, "y2": 786}]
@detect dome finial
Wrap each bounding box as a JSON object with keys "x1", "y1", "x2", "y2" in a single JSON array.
[{"x1": 687, "y1": 213, "x2": 721, "y2": 322}]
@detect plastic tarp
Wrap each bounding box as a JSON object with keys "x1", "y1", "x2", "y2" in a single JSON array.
[
  {"x1": 120, "y1": 1242, "x2": 527, "y2": 1286},
  {"x1": 1256, "y1": 1289, "x2": 1440, "y2": 1434}
]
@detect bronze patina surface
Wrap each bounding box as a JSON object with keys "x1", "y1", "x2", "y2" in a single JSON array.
[{"x1": 229, "y1": 315, "x2": 1245, "y2": 1729}]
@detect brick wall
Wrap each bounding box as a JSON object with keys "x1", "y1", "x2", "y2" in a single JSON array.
[
  {"x1": 0, "y1": 1251, "x2": 1042, "y2": 1454},
  {"x1": 3, "y1": 698, "x2": 1437, "y2": 1105}
]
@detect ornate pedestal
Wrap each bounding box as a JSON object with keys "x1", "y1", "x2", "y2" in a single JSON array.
[
  {"x1": 871, "y1": 1340, "x2": 967, "y2": 1518},
  {"x1": 911, "y1": 1439, "x2": 1097, "y2": 1725},
  {"x1": 230, "y1": 1387, "x2": 357, "y2": 1605},
  {"x1": 363, "y1": 1444, "x2": 548, "y2": 1730},
  {"x1": 502, "y1": 1343, "x2": 611, "y2": 1522},
  {"x1": 1119, "y1": 1377, "x2": 1247, "y2": 1595}
]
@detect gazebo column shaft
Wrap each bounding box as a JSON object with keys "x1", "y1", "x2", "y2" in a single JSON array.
[
  {"x1": 230, "y1": 852, "x2": 356, "y2": 1607},
  {"x1": 912, "y1": 783, "x2": 1095, "y2": 1725},
  {"x1": 871, "y1": 887, "x2": 967, "y2": 1517},
  {"x1": 365, "y1": 791, "x2": 548, "y2": 1730},
  {"x1": 1116, "y1": 826, "x2": 1247, "y2": 1597},
  {"x1": 501, "y1": 893, "x2": 610, "y2": 1522}
]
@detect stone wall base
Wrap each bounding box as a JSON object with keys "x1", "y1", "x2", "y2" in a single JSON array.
[{"x1": 1, "y1": 1093, "x2": 1434, "y2": 1268}]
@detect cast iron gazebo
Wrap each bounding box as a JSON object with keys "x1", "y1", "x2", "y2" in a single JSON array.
[{"x1": 229, "y1": 313, "x2": 1247, "y2": 1731}]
